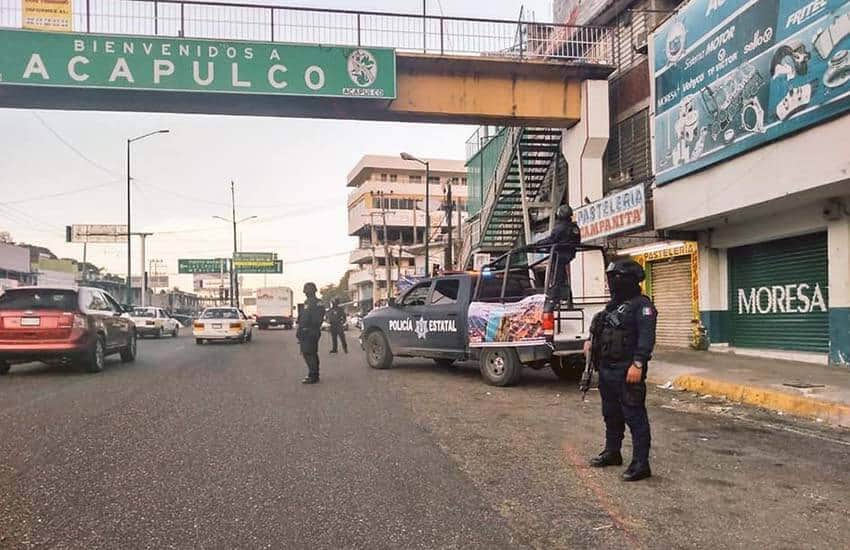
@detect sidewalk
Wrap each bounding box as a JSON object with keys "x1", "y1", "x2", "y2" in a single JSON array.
[{"x1": 647, "y1": 349, "x2": 850, "y2": 428}]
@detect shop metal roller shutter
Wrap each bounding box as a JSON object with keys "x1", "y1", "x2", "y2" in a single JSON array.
[
  {"x1": 651, "y1": 256, "x2": 693, "y2": 348},
  {"x1": 728, "y1": 233, "x2": 828, "y2": 353}
]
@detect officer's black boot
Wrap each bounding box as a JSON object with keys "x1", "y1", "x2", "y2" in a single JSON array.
[
  {"x1": 622, "y1": 460, "x2": 651, "y2": 481},
  {"x1": 302, "y1": 376, "x2": 318, "y2": 384},
  {"x1": 589, "y1": 450, "x2": 623, "y2": 467}
]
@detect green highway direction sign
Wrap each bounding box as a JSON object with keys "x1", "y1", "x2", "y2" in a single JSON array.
[
  {"x1": 234, "y1": 252, "x2": 277, "y2": 261},
  {"x1": 233, "y1": 259, "x2": 283, "y2": 274},
  {"x1": 0, "y1": 29, "x2": 396, "y2": 98},
  {"x1": 178, "y1": 258, "x2": 228, "y2": 274}
]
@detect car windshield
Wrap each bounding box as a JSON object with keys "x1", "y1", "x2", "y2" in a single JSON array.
[
  {"x1": 0, "y1": 289, "x2": 78, "y2": 311},
  {"x1": 201, "y1": 309, "x2": 239, "y2": 319},
  {"x1": 132, "y1": 308, "x2": 156, "y2": 318}
]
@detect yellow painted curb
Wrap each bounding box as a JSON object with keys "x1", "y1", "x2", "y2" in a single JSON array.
[{"x1": 673, "y1": 374, "x2": 850, "y2": 427}]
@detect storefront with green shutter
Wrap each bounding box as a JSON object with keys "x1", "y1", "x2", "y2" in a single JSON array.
[{"x1": 727, "y1": 233, "x2": 829, "y2": 354}]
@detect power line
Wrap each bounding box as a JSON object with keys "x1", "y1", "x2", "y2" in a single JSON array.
[
  {"x1": 2, "y1": 181, "x2": 120, "y2": 205},
  {"x1": 30, "y1": 112, "x2": 121, "y2": 177}
]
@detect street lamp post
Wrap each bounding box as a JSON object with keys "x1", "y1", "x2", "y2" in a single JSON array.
[
  {"x1": 213, "y1": 181, "x2": 257, "y2": 307},
  {"x1": 400, "y1": 152, "x2": 430, "y2": 276},
  {"x1": 126, "y1": 129, "x2": 169, "y2": 305}
]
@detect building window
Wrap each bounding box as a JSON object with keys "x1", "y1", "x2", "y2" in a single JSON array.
[
  {"x1": 606, "y1": 108, "x2": 651, "y2": 191},
  {"x1": 380, "y1": 173, "x2": 388, "y2": 181},
  {"x1": 461, "y1": 177, "x2": 467, "y2": 185},
  {"x1": 428, "y1": 176, "x2": 440, "y2": 185},
  {"x1": 409, "y1": 175, "x2": 422, "y2": 183},
  {"x1": 390, "y1": 198, "x2": 399, "y2": 209},
  {"x1": 389, "y1": 174, "x2": 397, "y2": 182}
]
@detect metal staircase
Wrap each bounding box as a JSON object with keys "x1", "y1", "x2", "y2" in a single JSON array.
[{"x1": 464, "y1": 127, "x2": 563, "y2": 265}]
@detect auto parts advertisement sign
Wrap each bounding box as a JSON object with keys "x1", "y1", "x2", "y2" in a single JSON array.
[{"x1": 651, "y1": 0, "x2": 850, "y2": 184}]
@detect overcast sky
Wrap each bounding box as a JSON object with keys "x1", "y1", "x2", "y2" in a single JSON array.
[{"x1": 1, "y1": 0, "x2": 552, "y2": 300}]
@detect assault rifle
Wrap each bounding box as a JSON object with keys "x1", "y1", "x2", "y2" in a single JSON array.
[{"x1": 579, "y1": 335, "x2": 595, "y2": 401}]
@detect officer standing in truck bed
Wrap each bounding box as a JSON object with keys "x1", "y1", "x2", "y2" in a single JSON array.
[{"x1": 587, "y1": 259, "x2": 657, "y2": 482}]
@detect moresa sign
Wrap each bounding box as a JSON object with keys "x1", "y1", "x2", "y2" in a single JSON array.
[
  {"x1": 575, "y1": 184, "x2": 646, "y2": 241},
  {"x1": 0, "y1": 29, "x2": 397, "y2": 99}
]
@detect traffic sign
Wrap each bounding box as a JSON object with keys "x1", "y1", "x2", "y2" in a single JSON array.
[
  {"x1": 234, "y1": 252, "x2": 277, "y2": 261},
  {"x1": 178, "y1": 258, "x2": 228, "y2": 274},
  {"x1": 233, "y1": 259, "x2": 283, "y2": 274}
]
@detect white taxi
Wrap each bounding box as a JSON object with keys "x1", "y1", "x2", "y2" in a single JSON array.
[
  {"x1": 193, "y1": 307, "x2": 253, "y2": 345},
  {"x1": 129, "y1": 307, "x2": 180, "y2": 338}
]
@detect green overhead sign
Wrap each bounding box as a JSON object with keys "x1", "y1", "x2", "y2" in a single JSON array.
[
  {"x1": 178, "y1": 258, "x2": 228, "y2": 274},
  {"x1": 233, "y1": 259, "x2": 283, "y2": 274},
  {"x1": 234, "y1": 252, "x2": 277, "y2": 261},
  {"x1": 0, "y1": 29, "x2": 397, "y2": 99}
]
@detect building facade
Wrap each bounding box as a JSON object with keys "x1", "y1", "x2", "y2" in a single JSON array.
[
  {"x1": 649, "y1": 0, "x2": 850, "y2": 365},
  {"x1": 346, "y1": 155, "x2": 468, "y2": 312}
]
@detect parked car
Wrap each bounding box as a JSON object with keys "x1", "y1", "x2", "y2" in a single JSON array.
[
  {"x1": 193, "y1": 307, "x2": 253, "y2": 344},
  {"x1": 0, "y1": 286, "x2": 137, "y2": 374},
  {"x1": 128, "y1": 306, "x2": 180, "y2": 338}
]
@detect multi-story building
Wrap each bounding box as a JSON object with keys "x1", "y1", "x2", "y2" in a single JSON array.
[{"x1": 347, "y1": 155, "x2": 468, "y2": 312}]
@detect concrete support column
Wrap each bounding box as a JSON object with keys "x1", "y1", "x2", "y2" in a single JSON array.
[
  {"x1": 828, "y1": 213, "x2": 850, "y2": 367},
  {"x1": 697, "y1": 232, "x2": 728, "y2": 345},
  {"x1": 564, "y1": 79, "x2": 609, "y2": 299}
]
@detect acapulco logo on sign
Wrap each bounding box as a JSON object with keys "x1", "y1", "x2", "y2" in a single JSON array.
[{"x1": 343, "y1": 49, "x2": 385, "y2": 97}]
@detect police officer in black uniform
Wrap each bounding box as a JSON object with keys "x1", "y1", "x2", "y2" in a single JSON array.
[
  {"x1": 297, "y1": 282, "x2": 325, "y2": 384},
  {"x1": 326, "y1": 298, "x2": 348, "y2": 354},
  {"x1": 537, "y1": 205, "x2": 582, "y2": 302},
  {"x1": 588, "y1": 259, "x2": 657, "y2": 481}
]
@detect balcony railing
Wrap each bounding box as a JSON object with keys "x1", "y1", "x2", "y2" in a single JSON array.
[{"x1": 0, "y1": 0, "x2": 615, "y2": 65}]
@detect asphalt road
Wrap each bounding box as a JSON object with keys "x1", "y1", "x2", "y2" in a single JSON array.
[{"x1": 1, "y1": 329, "x2": 849, "y2": 549}]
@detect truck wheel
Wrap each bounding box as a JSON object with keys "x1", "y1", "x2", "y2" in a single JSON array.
[
  {"x1": 551, "y1": 354, "x2": 584, "y2": 382},
  {"x1": 433, "y1": 358, "x2": 456, "y2": 368},
  {"x1": 0, "y1": 360, "x2": 10, "y2": 375},
  {"x1": 365, "y1": 331, "x2": 393, "y2": 369},
  {"x1": 479, "y1": 348, "x2": 522, "y2": 386}
]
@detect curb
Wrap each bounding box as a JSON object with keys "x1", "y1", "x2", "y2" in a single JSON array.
[{"x1": 672, "y1": 374, "x2": 850, "y2": 428}]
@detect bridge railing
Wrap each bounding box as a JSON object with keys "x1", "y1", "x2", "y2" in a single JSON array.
[{"x1": 0, "y1": 0, "x2": 614, "y2": 65}]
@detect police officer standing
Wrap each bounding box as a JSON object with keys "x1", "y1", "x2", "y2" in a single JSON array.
[
  {"x1": 537, "y1": 205, "x2": 581, "y2": 302},
  {"x1": 326, "y1": 298, "x2": 348, "y2": 354},
  {"x1": 587, "y1": 259, "x2": 657, "y2": 481},
  {"x1": 297, "y1": 282, "x2": 325, "y2": 384}
]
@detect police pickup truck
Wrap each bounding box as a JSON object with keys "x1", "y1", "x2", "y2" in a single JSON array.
[{"x1": 361, "y1": 244, "x2": 608, "y2": 386}]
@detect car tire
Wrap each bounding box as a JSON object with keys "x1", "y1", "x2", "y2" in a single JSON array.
[
  {"x1": 120, "y1": 331, "x2": 137, "y2": 363},
  {"x1": 0, "y1": 360, "x2": 10, "y2": 375},
  {"x1": 172, "y1": 326, "x2": 179, "y2": 338},
  {"x1": 479, "y1": 348, "x2": 522, "y2": 386},
  {"x1": 246, "y1": 330, "x2": 253, "y2": 343},
  {"x1": 195, "y1": 338, "x2": 204, "y2": 345},
  {"x1": 433, "y1": 358, "x2": 457, "y2": 368},
  {"x1": 156, "y1": 327, "x2": 164, "y2": 339},
  {"x1": 551, "y1": 354, "x2": 583, "y2": 382},
  {"x1": 85, "y1": 335, "x2": 106, "y2": 373},
  {"x1": 365, "y1": 330, "x2": 393, "y2": 369}
]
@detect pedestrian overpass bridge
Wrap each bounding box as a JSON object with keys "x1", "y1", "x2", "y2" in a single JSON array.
[{"x1": 0, "y1": 0, "x2": 614, "y2": 126}]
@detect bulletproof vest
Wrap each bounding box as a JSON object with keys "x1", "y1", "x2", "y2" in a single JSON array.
[{"x1": 593, "y1": 299, "x2": 637, "y2": 364}]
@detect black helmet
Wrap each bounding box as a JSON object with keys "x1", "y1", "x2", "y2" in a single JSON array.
[
  {"x1": 303, "y1": 282, "x2": 317, "y2": 295},
  {"x1": 606, "y1": 259, "x2": 645, "y2": 282},
  {"x1": 555, "y1": 205, "x2": 574, "y2": 220}
]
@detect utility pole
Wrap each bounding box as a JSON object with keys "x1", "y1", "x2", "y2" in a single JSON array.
[
  {"x1": 378, "y1": 191, "x2": 393, "y2": 299},
  {"x1": 370, "y1": 214, "x2": 378, "y2": 308},
  {"x1": 400, "y1": 153, "x2": 430, "y2": 274},
  {"x1": 445, "y1": 178, "x2": 454, "y2": 270},
  {"x1": 81, "y1": 242, "x2": 87, "y2": 283},
  {"x1": 231, "y1": 181, "x2": 238, "y2": 308},
  {"x1": 138, "y1": 232, "x2": 153, "y2": 306}
]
